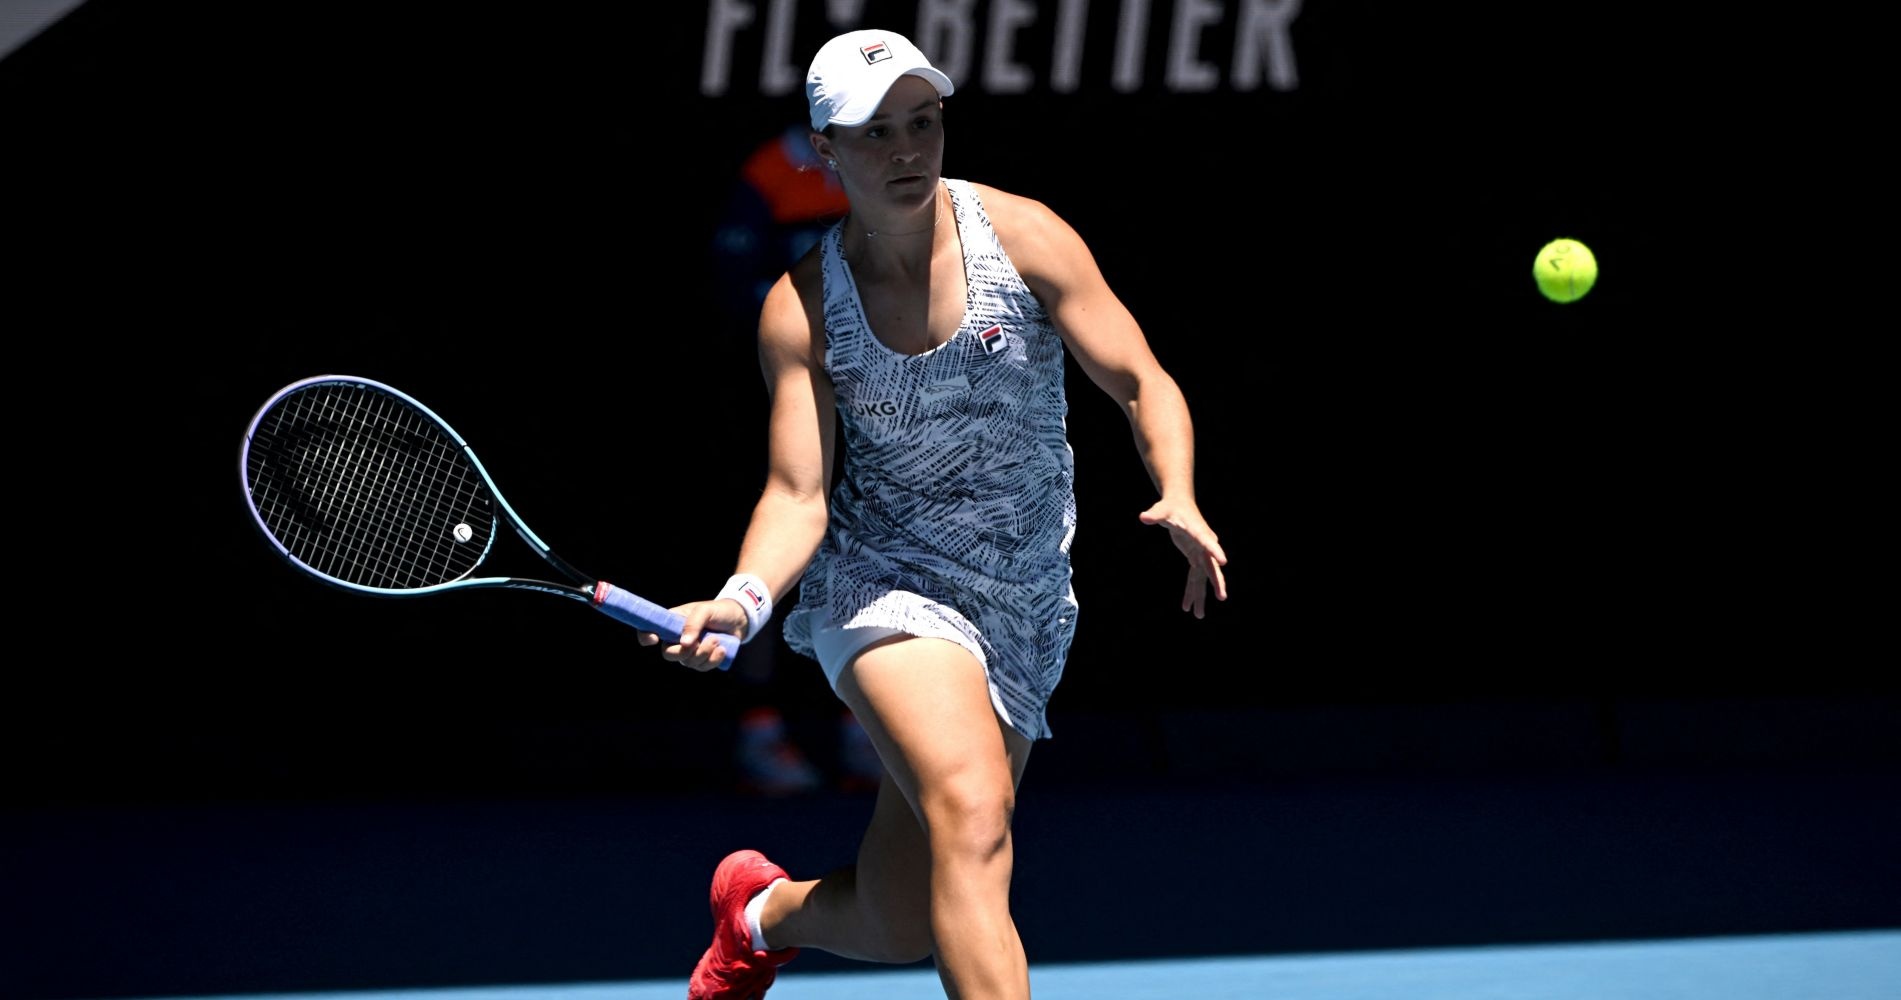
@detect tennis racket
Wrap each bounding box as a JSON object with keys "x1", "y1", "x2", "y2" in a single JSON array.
[{"x1": 239, "y1": 374, "x2": 738, "y2": 665}]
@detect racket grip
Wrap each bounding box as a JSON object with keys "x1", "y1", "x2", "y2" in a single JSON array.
[{"x1": 592, "y1": 582, "x2": 739, "y2": 668}]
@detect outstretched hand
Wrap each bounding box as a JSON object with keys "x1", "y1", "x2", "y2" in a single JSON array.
[
  {"x1": 1138, "y1": 499, "x2": 1229, "y2": 619},
  {"x1": 636, "y1": 598, "x2": 748, "y2": 672}
]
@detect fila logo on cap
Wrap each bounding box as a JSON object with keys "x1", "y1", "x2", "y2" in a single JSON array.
[{"x1": 860, "y1": 41, "x2": 891, "y2": 64}]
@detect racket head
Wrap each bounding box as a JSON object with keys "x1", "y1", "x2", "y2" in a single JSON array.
[{"x1": 240, "y1": 375, "x2": 501, "y2": 595}]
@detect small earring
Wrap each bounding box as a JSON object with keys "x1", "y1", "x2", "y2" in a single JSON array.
[{"x1": 827, "y1": 160, "x2": 838, "y2": 170}]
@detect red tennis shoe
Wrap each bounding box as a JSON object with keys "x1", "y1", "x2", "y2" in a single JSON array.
[{"x1": 687, "y1": 850, "x2": 800, "y2": 1000}]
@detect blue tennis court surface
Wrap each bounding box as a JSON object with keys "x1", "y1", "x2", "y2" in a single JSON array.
[{"x1": 126, "y1": 929, "x2": 1901, "y2": 1000}]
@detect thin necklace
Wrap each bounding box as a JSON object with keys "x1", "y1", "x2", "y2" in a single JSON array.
[{"x1": 864, "y1": 190, "x2": 943, "y2": 238}]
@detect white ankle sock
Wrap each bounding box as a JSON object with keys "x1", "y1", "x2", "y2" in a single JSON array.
[{"x1": 745, "y1": 878, "x2": 785, "y2": 953}]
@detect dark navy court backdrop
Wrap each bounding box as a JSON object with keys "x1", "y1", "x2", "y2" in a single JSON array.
[{"x1": 3, "y1": 4, "x2": 1891, "y2": 998}]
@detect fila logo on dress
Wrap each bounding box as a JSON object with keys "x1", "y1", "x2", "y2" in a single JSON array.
[{"x1": 978, "y1": 324, "x2": 1007, "y2": 355}]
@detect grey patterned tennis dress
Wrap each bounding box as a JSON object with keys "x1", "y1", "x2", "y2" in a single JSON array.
[{"x1": 782, "y1": 179, "x2": 1078, "y2": 740}]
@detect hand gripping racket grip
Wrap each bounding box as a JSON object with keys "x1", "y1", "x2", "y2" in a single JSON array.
[{"x1": 593, "y1": 583, "x2": 740, "y2": 668}]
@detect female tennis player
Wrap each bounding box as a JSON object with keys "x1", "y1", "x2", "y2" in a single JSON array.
[{"x1": 643, "y1": 27, "x2": 1228, "y2": 999}]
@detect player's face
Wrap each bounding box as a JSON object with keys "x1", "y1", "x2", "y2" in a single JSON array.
[{"x1": 818, "y1": 75, "x2": 945, "y2": 210}]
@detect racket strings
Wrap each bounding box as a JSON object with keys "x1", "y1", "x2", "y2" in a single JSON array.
[
  {"x1": 248, "y1": 383, "x2": 495, "y2": 590},
  {"x1": 332, "y1": 389, "x2": 475, "y2": 588}
]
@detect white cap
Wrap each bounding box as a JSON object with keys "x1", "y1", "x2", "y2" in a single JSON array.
[{"x1": 805, "y1": 29, "x2": 954, "y2": 132}]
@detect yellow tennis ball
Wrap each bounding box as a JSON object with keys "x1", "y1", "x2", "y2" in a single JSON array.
[{"x1": 1533, "y1": 238, "x2": 1598, "y2": 304}]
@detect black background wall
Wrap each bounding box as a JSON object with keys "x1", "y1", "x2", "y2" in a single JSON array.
[
  {"x1": 3, "y1": 0, "x2": 1886, "y2": 792},
  {"x1": 2, "y1": 5, "x2": 1893, "y2": 996},
  {"x1": 3, "y1": 0, "x2": 1885, "y2": 799}
]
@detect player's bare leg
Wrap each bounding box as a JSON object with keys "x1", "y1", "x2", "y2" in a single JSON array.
[{"x1": 762, "y1": 636, "x2": 1033, "y2": 998}]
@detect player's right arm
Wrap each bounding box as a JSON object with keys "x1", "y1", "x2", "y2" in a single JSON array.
[
  {"x1": 653, "y1": 257, "x2": 835, "y2": 670},
  {"x1": 737, "y1": 258, "x2": 836, "y2": 603}
]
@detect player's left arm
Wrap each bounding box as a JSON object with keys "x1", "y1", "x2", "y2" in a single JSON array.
[{"x1": 983, "y1": 183, "x2": 1229, "y2": 617}]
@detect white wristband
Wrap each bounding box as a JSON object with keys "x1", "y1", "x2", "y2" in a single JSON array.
[{"x1": 717, "y1": 573, "x2": 773, "y2": 644}]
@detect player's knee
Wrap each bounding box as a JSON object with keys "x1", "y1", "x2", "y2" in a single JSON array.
[
  {"x1": 852, "y1": 878, "x2": 934, "y2": 962},
  {"x1": 872, "y1": 921, "x2": 935, "y2": 965},
  {"x1": 922, "y1": 780, "x2": 1015, "y2": 863},
  {"x1": 844, "y1": 853, "x2": 932, "y2": 962}
]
